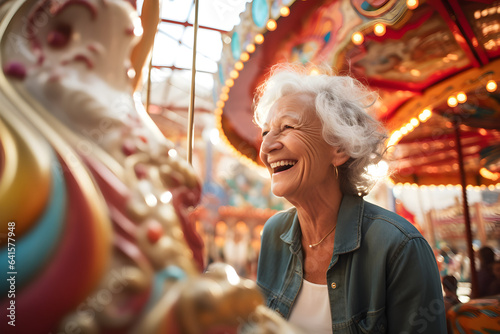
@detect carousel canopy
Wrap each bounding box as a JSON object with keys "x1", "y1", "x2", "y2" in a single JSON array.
[{"x1": 214, "y1": 0, "x2": 500, "y2": 186}]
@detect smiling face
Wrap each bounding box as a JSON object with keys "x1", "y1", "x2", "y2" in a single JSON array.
[{"x1": 259, "y1": 93, "x2": 343, "y2": 203}]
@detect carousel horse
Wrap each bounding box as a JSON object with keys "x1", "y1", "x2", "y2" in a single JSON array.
[{"x1": 0, "y1": 0, "x2": 298, "y2": 333}]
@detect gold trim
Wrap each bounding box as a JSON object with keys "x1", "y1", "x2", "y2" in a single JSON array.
[
  {"x1": 386, "y1": 59, "x2": 500, "y2": 133},
  {"x1": 0, "y1": 102, "x2": 51, "y2": 243}
]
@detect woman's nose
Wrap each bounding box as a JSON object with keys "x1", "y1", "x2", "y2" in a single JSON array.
[{"x1": 260, "y1": 132, "x2": 283, "y2": 154}]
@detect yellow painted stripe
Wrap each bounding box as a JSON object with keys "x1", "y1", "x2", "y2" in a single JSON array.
[{"x1": 0, "y1": 109, "x2": 51, "y2": 245}]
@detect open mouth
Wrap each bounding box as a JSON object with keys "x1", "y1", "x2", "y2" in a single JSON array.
[{"x1": 270, "y1": 160, "x2": 297, "y2": 174}]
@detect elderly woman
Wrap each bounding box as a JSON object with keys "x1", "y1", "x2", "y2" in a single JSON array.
[{"x1": 254, "y1": 64, "x2": 446, "y2": 333}]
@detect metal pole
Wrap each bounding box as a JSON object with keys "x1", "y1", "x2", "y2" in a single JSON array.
[
  {"x1": 187, "y1": 0, "x2": 200, "y2": 165},
  {"x1": 453, "y1": 116, "x2": 478, "y2": 298}
]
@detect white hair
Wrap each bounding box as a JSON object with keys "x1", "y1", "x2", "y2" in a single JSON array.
[{"x1": 254, "y1": 63, "x2": 387, "y2": 196}]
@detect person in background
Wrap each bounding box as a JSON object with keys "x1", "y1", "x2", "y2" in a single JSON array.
[
  {"x1": 254, "y1": 63, "x2": 447, "y2": 333},
  {"x1": 488, "y1": 260, "x2": 500, "y2": 296},
  {"x1": 442, "y1": 275, "x2": 462, "y2": 334},
  {"x1": 443, "y1": 275, "x2": 461, "y2": 312},
  {"x1": 477, "y1": 246, "x2": 496, "y2": 297}
]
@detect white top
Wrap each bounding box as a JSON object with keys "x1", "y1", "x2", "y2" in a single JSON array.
[{"x1": 288, "y1": 279, "x2": 332, "y2": 334}]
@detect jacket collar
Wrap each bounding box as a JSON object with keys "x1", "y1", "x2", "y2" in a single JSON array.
[{"x1": 280, "y1": 194, "x2": 364, "y2": 254}]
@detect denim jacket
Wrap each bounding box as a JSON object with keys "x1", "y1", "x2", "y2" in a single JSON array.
[{"x1": 257, "y1": 195, "x2": 447, "y2": 333}]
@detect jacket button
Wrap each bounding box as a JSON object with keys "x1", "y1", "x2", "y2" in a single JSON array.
[{"x1": 331, "y1": 282, "x2": 337, "y2": 289}]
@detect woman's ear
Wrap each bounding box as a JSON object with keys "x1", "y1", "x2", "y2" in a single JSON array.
[{"x1": 331, "y1": 147, "x2": 350, "y2": 167}]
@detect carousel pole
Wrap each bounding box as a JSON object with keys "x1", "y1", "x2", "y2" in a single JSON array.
[
  {"x1": 453, "y1": 116, "x2": 478, "y2": 298},
  {"x1": 187, "y1": 0, "x2": 200, "y2": 165}
]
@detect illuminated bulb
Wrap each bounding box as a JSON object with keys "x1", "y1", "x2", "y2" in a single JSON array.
[
  {"x1": 418, "y1": 108, "x2": 432, "y2": 122},
  {"x1": 267, "y1": 19, "x2": 277, "y2": 31},
  {"x1": 221, "y1": 86, "x2": 230, "y2": 94},
  {"x1": 225, "y1": 79, "x2": 234, "y2": 87},
  {"x1": 160, "y1": 191, "x2": 172, "y2": 204},
  {"x1": 405, "y1": 123, "x2": 414, "y2": 131},
  {"x1": 410, "y1": 118, "x2": 419, "y2": 127},
  {"x1": 374, "y1": 23, "x2": 386, "y2": 36},
  {"x1": 127, "y1": 68, "x2": 136, "y2": 79},
  {"x1": 235, "y1": 61, "x2": 244, "y2": 71},
  {"x1": 216, "y1": 100, "x2": 225, "y2": 108},
  {"x1": 352, "y1": 32, "x2": 364, "y2": 45},
  {"x1": 280, "y1": 6, "x2": 290, "y2": 17},
  {"x1": 310, "y1": 68, "x2": 320, "y2": 75},
  {"x1": 246, "y1": 44, "x2": 256, "y2": 53},
  {"x1": 133, "y1": 17, "x2": 144, "y2": 36},
  {"x1": 366, "y1": 160, "x2": 388, "y2": 178},
  {"x1": 387, "y1": 131, "x2": 401, "y2": 146},
  {"x1": 480, "y1": 168, "x2": 499, "y2": 181},
  {"x1": 225, "y1": 265, "x2": 240, "y2": 285},
  {"x1": 133, "y1": 25, "x2": 143, "y2": 38},
  {"x1": 447, "y1": 96, "x2": 458, "y2": 107},
  {"x1": 255, "y1": 34, "x2": 264, "y2": 44},
  {"x1": 209, "y1": 128, "x2": 220, "y2": 145},
  {"x1": 229, "y1": 70, "x2": 239, "y2": 79},
  {"x1": 410, "y1": 69, "x2": 421, "y2": 77},
  {"x1": 220, "y1": 93, "x2": 229, "y2": 101},
  {"x1": 486, "y1": 80, "x2": 497, "y2": 92},
  {"x1": 456, "y1": 91, "x2": 467, "y2": 103},
  {"x1": 145, "y1": 193, "x2": 158, "y2": 207},
  {"x1": 407, "y1": 0, "x2": 418, "y2": 10},
  {"x1": 168, "y1": 149, "x2": 177, "y2": 158},
  {"x1": 400, "y1": 127, "x2": 408, "y2": 135},
  {"x1": 240, "y1": 52, "x2": 250, "y2": 62}
]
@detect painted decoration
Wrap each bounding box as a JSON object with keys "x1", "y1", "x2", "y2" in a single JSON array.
[
  {"x1": 252, "y1": 0, "x2": 269, "y2": 28},
  {"x1": 231, "y1": 30, "x2": 242, "y2": 60}
]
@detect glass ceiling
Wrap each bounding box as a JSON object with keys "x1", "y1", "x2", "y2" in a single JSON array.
[{"x1": 137, "y1": 0, "x2": 251, "y2": 113}]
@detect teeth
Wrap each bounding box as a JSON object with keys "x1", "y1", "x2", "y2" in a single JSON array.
[{"x1": 270, "y1": 160, "x2": 296, "y2": 169}]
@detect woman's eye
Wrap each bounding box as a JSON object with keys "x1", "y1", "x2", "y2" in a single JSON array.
[
  {"x1": 262, "y1": 130, "x2": 269, "y2": 137},
  {"x1": 283, "y1": 125, "x2": 294, "y2": 130}
]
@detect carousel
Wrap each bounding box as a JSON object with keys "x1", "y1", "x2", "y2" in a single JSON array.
[{"x1": 0, "y1": 0, "x2": 499, "y2": 332}]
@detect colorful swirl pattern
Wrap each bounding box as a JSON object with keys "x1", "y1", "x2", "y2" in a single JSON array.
[{"x1": 0, "y1": 150, "x2": 66, "y2": 294}]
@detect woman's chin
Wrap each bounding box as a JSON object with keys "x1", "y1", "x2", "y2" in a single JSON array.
[
  {"x1": 270, "y1": 184, "x2": 285, "y2": 198},
  {"x1": 271, "y1": 182, "x2": 294, "y2": 200}
]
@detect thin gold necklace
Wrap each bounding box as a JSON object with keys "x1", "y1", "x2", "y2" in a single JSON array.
[{"x1": 308, "y1": 225, "x2": 337, "y2": 248}]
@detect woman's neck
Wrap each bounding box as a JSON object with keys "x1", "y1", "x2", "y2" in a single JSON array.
[{"x1": 293, "y1": 187, "x2": 343, "y2": 243}]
